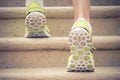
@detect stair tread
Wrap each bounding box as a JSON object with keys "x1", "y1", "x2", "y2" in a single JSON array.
[
  {"x1": 0, "y1": 6, "x2": 120, "y2": 37},
  {"x1": 0, "y1": 36, "x2": 120, "y2": 51},
  {"x1": 0, "y1": 6, "x2": 120, "y2": 18},
  {"x1": 1, "y1": 0, "x2": 120, "y2": 7},
  {"x1": 0, "y1": 67, "x2": 120, "y2": 80}
]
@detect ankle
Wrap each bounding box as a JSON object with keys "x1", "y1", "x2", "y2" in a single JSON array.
[
  {"x1": 72, "y1": 18, "x2": 92, "y2": 33},
  {"x1": 74, "y1": 17, "x2": 90, "y2": 23},
  {"x1": 26, "y1": 0, "x2": 44, "y2": 7}
]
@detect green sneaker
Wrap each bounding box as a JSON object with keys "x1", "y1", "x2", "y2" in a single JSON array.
[
  {"x1": 67, "y1": 18, "x2": 95, "y2": 72},
  {"x1": 25, "y1": 1, "x2": 51, "y2": 38}
]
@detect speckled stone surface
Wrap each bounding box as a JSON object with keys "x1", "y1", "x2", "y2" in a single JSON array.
[
  {"x1": 0, "y1": 37, "x2": 120, "y2": 68},
  {"x1": 0, "y1": 7, "x2": 120, "y2": 37},
  {"x1": 0, "y1": 36, "x2": 120, "y2": 51},
  {"x1": 0, "y1": 67, "x2": 120, "y2": 80}
]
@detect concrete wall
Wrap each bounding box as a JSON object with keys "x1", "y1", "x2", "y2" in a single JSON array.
[{"x1": 0, "y1": 0, "x2": 120, "y2": 7}]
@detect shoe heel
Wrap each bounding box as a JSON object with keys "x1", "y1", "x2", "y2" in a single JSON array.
[
  {"x1": 67, "y1": 28, "x2": 95, "y2": 72},
  {"x1": 25, "y1": 12, "x2": 47, "y2": 38}
]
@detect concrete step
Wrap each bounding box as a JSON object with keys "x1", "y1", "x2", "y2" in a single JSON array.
[
  {"x1": 0, "y1": 0, "x2": 120, "y2": 7},
  {"x1": 0, "y1": 36, "x2": 120, "y2": 51},
  {"x1": 0, "y1": 36, "x2": 120, "y2": 68},
  {"x1": 0, "y1": 6, "x2": 120, "y2": 37},
  {"x1": 0, "y1": 67, "x2": 120, "y2": 80}
]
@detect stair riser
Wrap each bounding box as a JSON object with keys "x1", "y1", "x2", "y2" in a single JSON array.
[
  {"x1": 0, "y1": 0, "x2": 120, "y2": 7},
  {"x1": 0, "y1": 18, "x2": 120, "y2": 37},
  {"x1": 0, "y1": 50, "x2": 120, "y2": 68}
]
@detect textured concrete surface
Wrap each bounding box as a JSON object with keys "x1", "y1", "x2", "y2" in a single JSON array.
[
  {"x1": 0, "y1": 36, "x2": 120, "y2": 68},
  {"x1": 0, "y1": 7, "x2": 120, "y2": 37},
  {"x1": 0, "y1": 0, "x2": 120, "y2": 7},
  {"x1": 0, "y1": 67, "x2": 120, "y2": 80},
  {"x1": 0, "y1": 51, "x2": 120, "y2": 68},
  {"x1": 0, "y1": 36, "x2": 120, "y2": 51},
  {"x1": 0, "y1": 6, "x2": 120, "y2": 18},
  {"x1": 0, "y1": 18, "x2": 120, "y2": 37}
]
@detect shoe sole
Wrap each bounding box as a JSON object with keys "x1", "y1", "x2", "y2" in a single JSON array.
[
  {"x1": 25, "y1": 12, "x2": 47, "y2": 38},
  {"x1": 67, "y1": 28, "x2": 95, "y2": 72}
]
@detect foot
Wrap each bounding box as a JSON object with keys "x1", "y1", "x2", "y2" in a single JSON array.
[
  {"x1": 25, "y1": 1, "x2": 51, "y2": 38},
  {"x1": 67, "y1": 18, "x2": 95, "y2": 72}
]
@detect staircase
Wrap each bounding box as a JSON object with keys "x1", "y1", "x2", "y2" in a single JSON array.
[{"x1": 0, "y1": 0, "x2": 120, "y2": 80}]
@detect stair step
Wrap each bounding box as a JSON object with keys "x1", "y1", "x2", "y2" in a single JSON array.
[
  {"x1": 0, "y1": 0, "x2": 120, "y2": 7},
  {"x1": 0, "y1": 50, "x2": 120, "y2": 68},
  {"x1": 0, "y1": 67, "x2": 120, "y2": 80},
  {"x1": 0, "y1": 36, "x2": 120, "y2": 51},
  {"x1": 0, "y1": 36, "x2": 120, "y2": 68},
  {"x1": 0, "y1": 6, "x2": 120, "y2": 37},
  {"x1": 0, "y1": 6, "x2": 120, "y2": 19},
  {"x1": 44, "y1": 0, "x2": 120, "y2": 6}
]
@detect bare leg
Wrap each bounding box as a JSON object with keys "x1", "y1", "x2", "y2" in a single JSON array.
[{"x1": 72, "y1": 0, "x2": 90, "y2": 22}]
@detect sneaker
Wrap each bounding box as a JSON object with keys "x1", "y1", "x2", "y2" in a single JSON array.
[
  {"x1": 67, "y1": 18, "x2": 95, "y2": 72},
  {"x1": 25, "y1": 1, "x2": 51, "y2": 38}
]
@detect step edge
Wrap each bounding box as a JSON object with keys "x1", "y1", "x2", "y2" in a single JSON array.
[
  {"x1": 0, "y1": 6, "x2": 120, "y2": 19},
  {"x1": 0, "y1": 67, "x2": 120, "y2": 80},
  {"x1": 0, "y1": 36, "x2": 120, "y2": 51}
]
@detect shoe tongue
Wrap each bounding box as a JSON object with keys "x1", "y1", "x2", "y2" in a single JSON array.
[{"x1": 72, "y1": 18, "x2": 92, "y2": 36}]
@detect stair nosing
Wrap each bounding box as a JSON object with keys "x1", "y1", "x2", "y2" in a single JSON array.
[
  {"x1": 0, "y1": 6, "x2": 120, "y2": 19},
  {"x1": 0, "y1": 67, "x2": 120, "y2": 80},
  {"x1": 0, "y1": 36, "x2": 120, "y2": 51}
]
